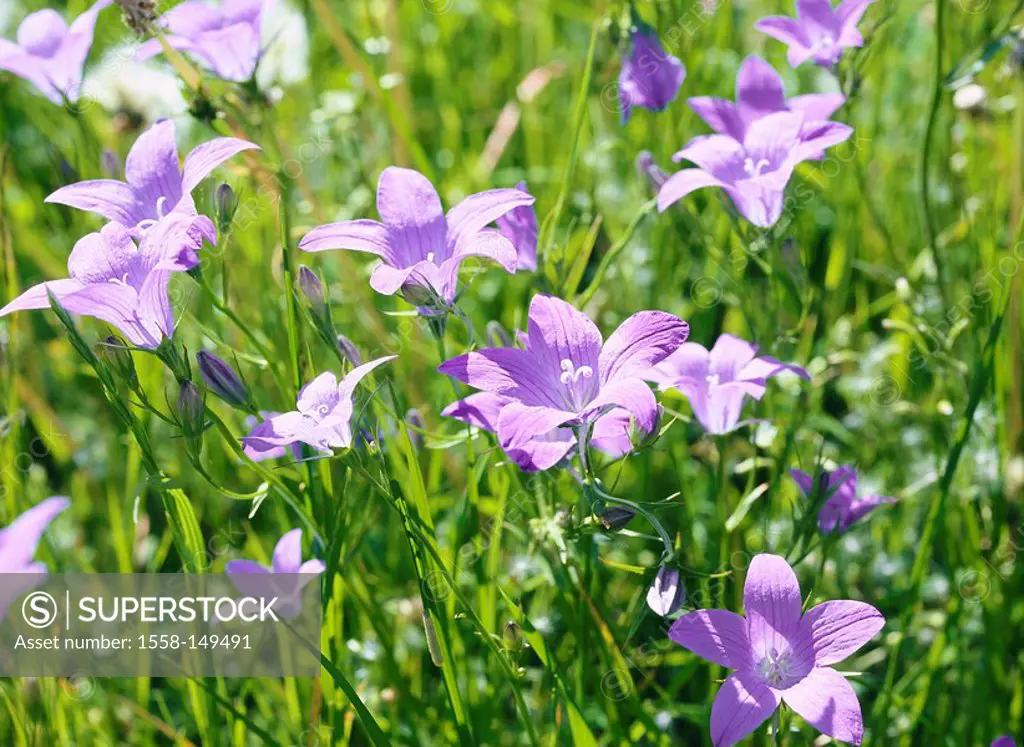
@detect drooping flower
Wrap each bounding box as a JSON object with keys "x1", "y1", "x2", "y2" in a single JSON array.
[
  {"x1": 46, "y1": 119, "x2": 259, "y2": 235},
  {"x1": 0, "y1": 0, "x2": 112, "y2": 104},
  {"x1": 442, "y1": 391, "x2": 654, "y2": 471},
  {"x1": 649, "y1": 334, "x2": 808, "y2": 435},
  {"x1": 755, "y1": 0, "x2": 875, "y2": 69},
  {"x1": 669, "y1": 553, "x2": 884, "y2": 746},
  {"x1": 135, "y1": 0, "x2": 266, "y2": 82},
  {"x1": 299, "y1": 167, "x2": 533, "y2": 314},
  {"x1": 646, "y1": 565, "x2": 683, "y2": 617},
  {"x1": 0, "y1": 214, "x2": 211, "y2": 348},
  {"x1": 495, "y1": 181, "x2": 539, "y2": 272},
  {"x1": 226, "y1": 528, "x2": 324, "y2": 618},
  {"x1": 0, "y1": 497, "x2": 70, "y2": 621},
  {"x1": 438, "y1": 294, "x2": 688, "y2": 463},
  {"x1": 241, "y1": 357, "x2": 395, "y2": 455},
  {"x1": 617, "y1": 25, "x2": 686, "y2": 122},
  {"x1": 790, "y1": 465, "x2": 895, "y2": 533},
  {"x1": 198, "y1": 350, "x2": 252, "y2": 410},
  {"x1": 992, "y1": 737, "x2": 1017, "y2": 747},
  {"x1": 657, "y1": 111, "x2": 852, "y2": 227},
  {"x1": 242, "y1": 412, "x2": 301, "y2": 462},
  {"x1": 688, "y1": 55, "x2": 845, "y2": 142}
]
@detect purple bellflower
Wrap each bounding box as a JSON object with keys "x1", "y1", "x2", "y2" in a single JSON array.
[
  {"x1": 438, "y1": 294, "x2": 687, "y2": 465},
  {"x1": 649, "y1": 334, "x2": 808, "y2": 435},
  {"x1": 136, "y1": 0, "x2": 266, "y2": 82},
  {"x1": 241, "y1": 357, "x2": 395, "y2": 456},
  {"x1": 618, "y1": 26, "x2": 686, "y2": 122},
  {"x1": 670, "y1": 553, "x2": 884, "y2": 746},
  {"x1": 992, "y1": 738, "x2": 1017, "y2": 747},
  {"x1": 688, "y1": 55, "x2": 845, "y2": 142},
  {"x1": 495, "y1": 181, "x2": 539, "y2": 272},
  {"x1": 0, "y1": 214, "x2": 211, "y2": 348},
  {"x1": 0, "y1": 497, "x2": 70, "y2": 621},
  {"x1": 242, "y1": 412, "x2": 302, "y2": 462},
  {"x1": 46, "y1": 119, "x2": 259, "y2": 236},
  {"x1": 755, "y1": 0, "x2": 875, "y2": 69},
  {"x1": 0, "y1": 0, "x2": 112, "y2": 104},
  {"x1": 790, "y1": 465, "x2": 895, "y2": 533},
  {"x1": 226, "y1": 528, "x2": 324, "y2": 619},
  {"x1": 300, "y1": 167, "x2": 534, "y2": 314},
  {"x1": 657, "y1": 111, "x2": 852, "y2": 227},
  {"x1": 442, "y1": 391, "x2": 653, "y2": 472}
]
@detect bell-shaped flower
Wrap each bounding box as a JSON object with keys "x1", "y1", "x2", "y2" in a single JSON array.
[
  {"x1": 299, "y1": 167, "x2": 533, "y2": 314},
  {"x1": 0, "y1": 497, "x2": 69, "y2": 621},
  {"x1": 657, "y1": 111, "x2": 852, "y2": 227},
  {"x1": 226, "y1": 528, "x2": 324, "y2": 619},
  {"x1": 495, "y1": 181, "x2": 539, "y2": 272},
  {"x1": 618, "y1": 26, "x2": 686, "y2": 122},
  {"x1": 755, "y1": 0, "x2": 875, "y2": 69},
  {"x1": 649, "y1": 334, "x2": 808, "y2": 435},
  {"x1": 790, "y1": 465, "x2": 895, "y2": 533},
  {"x1": 0, "y1": 0, "x2": 111, "y2": 104}
]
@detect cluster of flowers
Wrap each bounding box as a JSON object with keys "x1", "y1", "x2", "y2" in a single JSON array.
[{"x1": 0, "y1": 1, "x2": 992, "y2": 746}]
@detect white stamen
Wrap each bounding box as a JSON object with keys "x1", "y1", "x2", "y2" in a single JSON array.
[
  {"x1": 559, "y1": 358, "x2": 593, "y2": 385},
  {"x1": 155, "y1": 195, "x2": 170, "y2": 220},
  {"x1": 426, "y1": 251, "x2": 435, "y2": 263},
  {"x1": 706, "y1": 373, "x2": 720, "y2": 387},
  {"x1": 757, "y1": 647, "x2": 792, "y2": 687},
  {"x1": 743, "y1": 158, "x2": 771, "y2": 178}
]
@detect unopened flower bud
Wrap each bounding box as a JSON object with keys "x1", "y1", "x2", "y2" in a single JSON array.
[
  {"x1": 599, "y1": 505, "x2": 636, "y2": 531},
  {"x1": 197, "y1": 350, "x2": 250, "y2": 409},
  {"x1": 214, "y1": 183, "x2": 235, "y2": 232},
  {"x1": 646, "y1": 565, "x2": 683, "y2": 617},
  {"x1": 177, "y1": 379, "x2": 205, "y2": 454},
  {"x1": 405, "y1": 409, "x2": 424, "y2": 449},
  {"x1": 636, "y1": 150, "x2": 668, "y2": 190},
  {"x1": 486, "y1": 320, "x2": 513, "y2": 348},
  {"x1": 298, "y1": 266, "x2": 326, "y2": 318},
  {"x1": 336, "y1": 335, "x2": 363, "y2": 366},
  {"x1": 101, "y1": 149, "x2": 122, "y2": 179},
  {"x1": 98, "y1": 335, "x2": 138, "y2": 389}
]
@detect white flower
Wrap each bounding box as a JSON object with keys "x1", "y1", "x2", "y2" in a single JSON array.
[
  {"x1": 256, "y1": 0, "x2": 310, "y2": 91},
  {"x1": 82, "y1": 45, "x2": 188, "y2": 125}
]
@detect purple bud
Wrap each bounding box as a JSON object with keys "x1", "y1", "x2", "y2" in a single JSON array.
[
  {"x1": 646, "y1": 565, "x2": 683, "y2": 617},
  {"x1": 177, "y1": 379, "x2": 205, "y2": 452},
  {"x1": 405, "y1": 409, "x2": 424, "y2": 449},
  {"x1": 98, "y1": 335, "x2": 137, "y2": 388},
  {"x1": 197, "y1": 350, "x2": 250, "y2": 409},
  {"x1": 101, "y1": 149, "x2": 122, "y2": 179},
  {"x1": 214, "y1": 183, "x2": 235, "y2": 231},
  {"x1": 599, "y1": 505, "x2": 636, "y2": 531},
  {"x1": 336, "y1": 335, "x2": 363, "y2": 367},
  {"x1": 298, "y1": 266, "x2": 326, "y2": 318},
  {"x1": 486, "y1": 321, "x2": 513, "y2": 348},
  {"x1": 636, "y1": 151, "x2": 668, "y2": 190}
]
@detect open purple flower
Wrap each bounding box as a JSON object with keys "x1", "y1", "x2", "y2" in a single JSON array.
[
  {"x1": 136, "y1": 0, "x2": 266, "y2": 82},
  {"x1": 790, "y1": 465, "x2": 895, "y2": 533},
  {"x1": 688, "y1": 55, "x2": 845, "y2": 142},
  {"x1": 618, "y1": 26, "x2": 686, "y2": 122},
  {"x1": 0, "y1": 497, "x2": 70, "y2": 621},
  {"x1": 243, "y1": 412, "x2": 302, "y2": 462},
  {"x1": 242, "y1": 357, "x2": 395, "y2": 455},
  {"x1": 226, "y1": 528, "x2": 324, "y2": 619},
  {"x1": 300, "y1": 167, "x2": 533, "y2": 313},
  {"x1": 442, "y1": 391, "x2": 651, "y2": 471},
  {"x1": 755, "y1": 0, "x2": 875, "y2": 69},
  {"x1": 992, "y1": 738, "x2": 1017, "y2": 747},
  {"x1": 495, "y1": 181, "x2": 539, "y2": 272},
  {"x1": 0, "y1": 0, "x2": 111, "y2": 104},
  {"x1": 46, "y1": 119, "x2": 259, "y2": 235},
  {"x1": 657, "y1": 111, "x2": 852, "y2": 227},
  {"x1": 670, "y1": 553, "x2": 884, "y2": 746},
  {"x1": 0, "y1": 214, "x2": 211, "y2": 348},
  {"x1": 438, "y1": 294, "x2": 687, "y2": 461},
  {"x1": 649, "y1": 334, "x2": 808, "y2": 435}
]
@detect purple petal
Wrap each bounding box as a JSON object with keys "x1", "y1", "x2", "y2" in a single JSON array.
[
  {"x1": 688, "y1": 97, "x2": 747, "y2": 140},
  {"x1": 496, "y1": 402, "x2": 577, "y2": 450},
  {"x1": 505, "y1": 435, "x2": 575, "y2": 472},
  {"x1": 735, "y1": 56, "x2": 786, "y2": 119},
  {"x1": 618, "y1": 29, "x2": 686, "y2": 121},
  {"x1": 709, "y1": 334, "x2": 759, "y2": 382},
  {"x1": 790, "y1": 468, "x2": 815, "y2": 497},
  {"x1": 744, "y1": 553, "x2": 803, "y2": 658},
  {"x1": 648, "y1": 342, "x2": 711, "y2": 389},
  {"x1": 582, "y1": 377, "x2": 659, "y2": 433},
  {"x1": 744, "y1": 111, "x2": 805, "y2": 167},
  {"x1": 368, "y1": 261, "x2": 434, "y2": 297},
  {"x1": 842, "y1": 495, "x2": 896, "y2": 530},
  {"x1": 797, "y1": 0, "x2": 841, "y2": 35},
  {"x1": 599, "y1": 311, "x2": 689, "y2": 384},
  {"x1": 699, "y1": 382, "x2": 752, "y2": 435},
  {"x1": 0, "y1": 42, "x2": 62, "y2": 103},
  {"x1": 794, "y1": 121, "x2": 853, "y2": 161},
  {"x1": 836, "y1": 0, "x2": 874, "y2": 25},
  {"x1": 376, "y1": 167, "x2": 446, "y2": 266},
  {"x1": 495, "y1": 181, "x2": 539, "y2": 272},
  {"x1": 272, "y1": 528, "x2": 304, "y2": 574},
  {"x1": 16, "y1": 10, "x2": 67, "y2": 56},
  {"x1": 124, "y1": 119, "x2": 183, "y2": 215},
  {"x1": 446, "y1": 188, "x2": 535, "y2": 255},
  {"x1": 161, "y1": 0, "x2": 224, "y2": 35},
  {"x1": 442, "y1": 392, "x2": 508, "y2": 433},
  {"x1": 724, "y1": 183, "x2": 787, "y2": 229},
  {"x1": 797, "y1": 600, "x2": 884, "y2": 666},
  {"x1": 194, "y1": 23, "x2": 260, "y2": 81},
  {"x1": 0, "y1": 497, "x2": 70, "y2": 571},
  {"x1": 299, "y1": 219, "x2": 392, "y2": 259},
  {"x1": 992, "y1": 738, "x2": 1017, "y2": 747},
  {"x1": 710, "y1": 671, "x2": 781, "y2": 747},
  {"x1": 439, "y1": 347, "x2": 560, "y2": 408},
  {"x1": 590, "y1": 408, "x2": 638, "y2": 457},
  {"x1": 335, "y1": 355, "x2": 396, "y2": 402},
  {"x1": 296, "y1": 372, "x2": 339, "y2": 415},
  {"x1": 0, "y1": 279, "x2": 85, "y2": 316},
  {"x1": 45, "y1": 180, "x2": 144, "y2": 226},
  {"x1": 135, "y1": 270, "x2": 176, "y2": 346},
  {"x1": 181, "y1": 136, "x2": 260, "y2": 194},
  {"x1": 525, "y1": 294, "x2": 603, "y2": 380},
  {"x1": 787, "y1": 92, "x2": 846, "y2": 122},
  {"x1": 754, "y1": 17, "x2": 812, "y2": 66},
  {"x1": 241, "y1": 411, "x2": 312, "y2": 448},
  {"x1": 673, "y1": 135, "x2": 745, "y2": 171},
  {"x1": 669, "y1": 609, "x2": 751, "y2": 668},
  {"x1": 780, "y1": 667, "x2": 864, "y2": 744},
  {"x1": 657, "y1": 169, "x2": 725, "y2": 212}
]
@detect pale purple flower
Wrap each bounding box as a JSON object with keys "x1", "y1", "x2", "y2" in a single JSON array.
[
  {"x1": 0, "y1": 497, "x2": 70, "y2": 621},
  {"x1": 657, "y1": 111, "x2": 852, "y2": 227},
  {"x1": 992, "y1": 737, "x2": 1017, "y2": 747},
  {"x1": 300, "y1": 167, "x2": 533, "y2": 313},
  {"x1": 755, "y1": 0, "x2": 875, "y2": 69},
  {"x1": 646, "y1": 565, "x2": 683, "y2": 617},
  {"x1": 618, "y1": 26, "x2": 686, "y2": 122},
  {"x1": 0, "y1": 0, "x2": 112, "y2": 104},
  {"x1": 226, "y1": 528, "x2": 324, "y2": 618},
  {"x1": 688, "y1": 55, "x2": 845, "y2": 142},
  {"x1": 46, "y1": 119, "x2": 260, "y2": 235},
  {"x1": 495, "y1": 181, "x2": 539, "y2": 272},
  {"x1": 241, "y1": 357, "x2": 395, "y2": 455},
  {"x1": 0, "y1": 214, "x2": 211, "y2": 348},
  {"x1": 669, "y1": 553, "x2": 884, "y2": 746},
  {"x1": 442, "y1": 391, "x2": 651, "y2": 471},
  {"x1": 790, "y1": 465, "x2": 895, "y2": 533},
  {"x1": 243, "y1": 412, "x2": 302, "y2": 462},
  {"x1": 135, "y1": 0, "x2": 266, "y2": 82},
  {"x1": 649, "y1": 334, "x2": 808, "y2": 435},
  {"x1": 438, "y1": 294, "x2": 687, "y2": 465}
]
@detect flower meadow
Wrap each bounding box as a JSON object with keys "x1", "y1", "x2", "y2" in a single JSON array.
[{"x1": 0, "y1": 0, "x2": 1022, "y2": 743}]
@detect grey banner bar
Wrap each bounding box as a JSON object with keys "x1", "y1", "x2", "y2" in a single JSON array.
[{"x1": 0, "y1": 574, "x2": 321, "y2": 677}]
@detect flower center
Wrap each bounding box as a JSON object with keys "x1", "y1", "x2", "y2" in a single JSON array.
[
  {"x1": 426, "y1": 251, "x2": 436, "y2": 263},
  {"x1": 809, "y1": 35, "x2": 836, "y2": 54},
  {"x1": 558, "y1": 358, "x2": 594, "y2": 411},
  {"x1": 743, "y1": 158, "x2": 771, "y2": 179},
  {"x1": 705, "y1": 372, "x2": 720, "y2": 388},
  {"x1": 757, "y1": 647, "x2": 793, "y2": 688}
]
